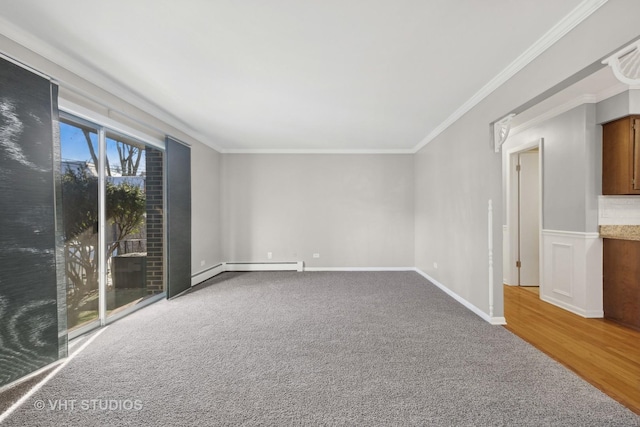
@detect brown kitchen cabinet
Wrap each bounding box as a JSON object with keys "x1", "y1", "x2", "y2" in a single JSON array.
[
  {"x1": 603, "y1": 238, "x2": 640, "y2": 331},
  {"x1": 602, "y1": 115, "x2": 640, "y2": 195}
]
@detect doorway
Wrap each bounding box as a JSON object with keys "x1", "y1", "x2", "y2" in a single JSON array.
[{"x1": 506, "y1": 139, "x2": 542, "y2": 288}]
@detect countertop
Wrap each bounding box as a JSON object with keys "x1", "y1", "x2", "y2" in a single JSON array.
[{"x1": 599, "y1": 225, "x2": 640, "y2": 241}]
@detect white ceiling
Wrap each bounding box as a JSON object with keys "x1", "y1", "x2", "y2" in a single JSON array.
[{"x1": 0, "y1": 0, "x2": 606, "y2": 152}]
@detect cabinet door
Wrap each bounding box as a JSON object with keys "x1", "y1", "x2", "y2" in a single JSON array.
[
  {"x1": 602, "y1": 116, "x2": 640, "y2": 195},
  {"x1": 603, "y1": 239, "x2": 640, "y2": 330},
  {"x1": 633, "y1": 118, "x2": 640, "y2": 191}
]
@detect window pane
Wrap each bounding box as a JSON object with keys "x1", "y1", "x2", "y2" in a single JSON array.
[
  {"x1": 105, "y1": 133, "x2": 163, "y2": 316},
  {"x1": 60, "y1": 120, "x2": 100, "y2": 330}
]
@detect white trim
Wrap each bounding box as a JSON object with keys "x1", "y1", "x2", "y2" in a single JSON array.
[
  {"x1": 488, "y1": 199, "x2": 495, "y2": 318},
  {"x1": 222, "y1": 148, "x2": 415, "y2": 155},
  {"x1": 542, "y1": 229, "x2": 600, "y2": 238},
  {"x1": 602, "y1": 40, "x2": 640, "y2": 86},
  {"x1": 59, "y1": 99, "x2": 165, "y2": 150},
  {"x1": 225, "y1": 262, "x2": 303, "y2": 272},
  {"x1": 493, "y1": 115, "x2": 516, "y2": 153},
  {"x1": 413, "y1": 0, "x2": 608, "y2": 153},
  {"x1": 0, "y1": 327, "x2": 108, "y2": 424},
  {"x1": 502, "y1": 225, "x2": 510, "y2": 285},
  {"x1": 191, "y1": 263, "x2": 226, "y2": 286},
  {"x1": 540, "y1": 294, "x2": 603, "y2": 318},
  {"x1": 505, "y1": 139, "x2": 544, "y2": 287},
  {"x1": 414, "y1": 268, "x2": 507, "y2": 325},
  {"x1": 303, "y1": 267, "x2": 415, "y2": 272}
]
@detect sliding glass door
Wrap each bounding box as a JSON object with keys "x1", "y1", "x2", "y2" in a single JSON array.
[
  {"x1": 60, "y1": 120, "x2": 100, "y2": 330},
  {"x1": 59, "y1": 116, "x2": 164, "y2": 334}
]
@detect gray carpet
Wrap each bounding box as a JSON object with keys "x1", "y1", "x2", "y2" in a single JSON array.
[{"x1": 2, "y1": 271, "x2": 639, "y2": 426}]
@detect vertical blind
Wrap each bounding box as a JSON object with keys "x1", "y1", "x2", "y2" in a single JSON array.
[
  {"x1": 0, "y1": 57, "x2": 66, "y2": 387},
  {"x1": 165, "y1": 136, "x2": 191, "y2": 298}
]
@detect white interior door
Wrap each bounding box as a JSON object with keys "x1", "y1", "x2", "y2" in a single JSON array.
[{"x1": 518, "y1": 150, "x2": 540, "y2": 286}]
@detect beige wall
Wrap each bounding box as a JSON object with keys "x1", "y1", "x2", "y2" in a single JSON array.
[{"x1": 222, "y1": 154, "x2": 414, "y2": 268}]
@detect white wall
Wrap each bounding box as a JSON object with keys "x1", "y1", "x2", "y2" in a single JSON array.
[
  {"x1": 415, "y1": 0, "x2": 640, "y2": 321},
  {"x1": 222, "y1": 154, "x2": 414, "y2": 268}
]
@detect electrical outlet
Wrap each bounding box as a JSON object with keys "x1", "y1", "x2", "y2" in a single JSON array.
[
  {"x1": 200, "y1": 260, "x2": 206, "y2": 267},
  {"x1": 313, "y1": 253, "x2": 320, "y2": 258},
  {"x1": 267, "y1": 252, "x2": 272, "y2": 260},
  {"x1": 433, "y1": 262, "x2": 438, "y2": 269}
]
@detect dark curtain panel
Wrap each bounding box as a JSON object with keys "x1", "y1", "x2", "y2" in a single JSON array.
[
  {"x1": 0, "y1": 58, "x2": 62, "y2": 387},
  {"x1": 166, "y1": 137, "x2": 191, "y2": 298}
]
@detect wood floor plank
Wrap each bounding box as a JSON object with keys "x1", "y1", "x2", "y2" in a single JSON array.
[{"x1": 504, "y1": 285, "x2": 640, "y2": 415}]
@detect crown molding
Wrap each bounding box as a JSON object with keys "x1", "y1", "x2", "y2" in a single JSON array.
[{"x1": 412, "y1": 0, "x2": 609, "y2": 154}]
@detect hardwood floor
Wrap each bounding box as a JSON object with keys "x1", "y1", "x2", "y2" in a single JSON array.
[{"x1": 504, "y1": 285, "x2": 640, "y2": 415}]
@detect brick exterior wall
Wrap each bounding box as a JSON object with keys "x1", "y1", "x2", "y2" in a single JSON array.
[{"x1": 145, "y1": 149, "x2": 164, "y2": 294}]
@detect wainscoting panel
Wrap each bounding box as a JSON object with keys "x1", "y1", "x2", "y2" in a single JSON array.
[
  {"x1": 541, "y1": 230, "x2": 602, "y2": 318},
  {"x1": 551, "y1": 243, "x2": 573, "y2": 297}
]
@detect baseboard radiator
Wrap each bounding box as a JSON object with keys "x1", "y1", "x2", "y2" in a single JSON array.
[{"x1": 191, "y1": 261, "x2": 304, "y2": 286}]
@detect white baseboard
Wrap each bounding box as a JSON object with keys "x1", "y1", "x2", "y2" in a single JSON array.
[
  {"x1": 540, "y1": 294, "x2": 604, "y2": 318},
  {"x1": 414, "y1": 268, "x2": 506, "y2": 325},
  {"x1": 303, "y1": 267, "x2": 415, "y2": 272},
  {"x1": 191, "y1": 263, "x2": 226, "y2": 286},
  {"x1": 226, "y1": 261, "x2": 303, "y2": 272}
]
